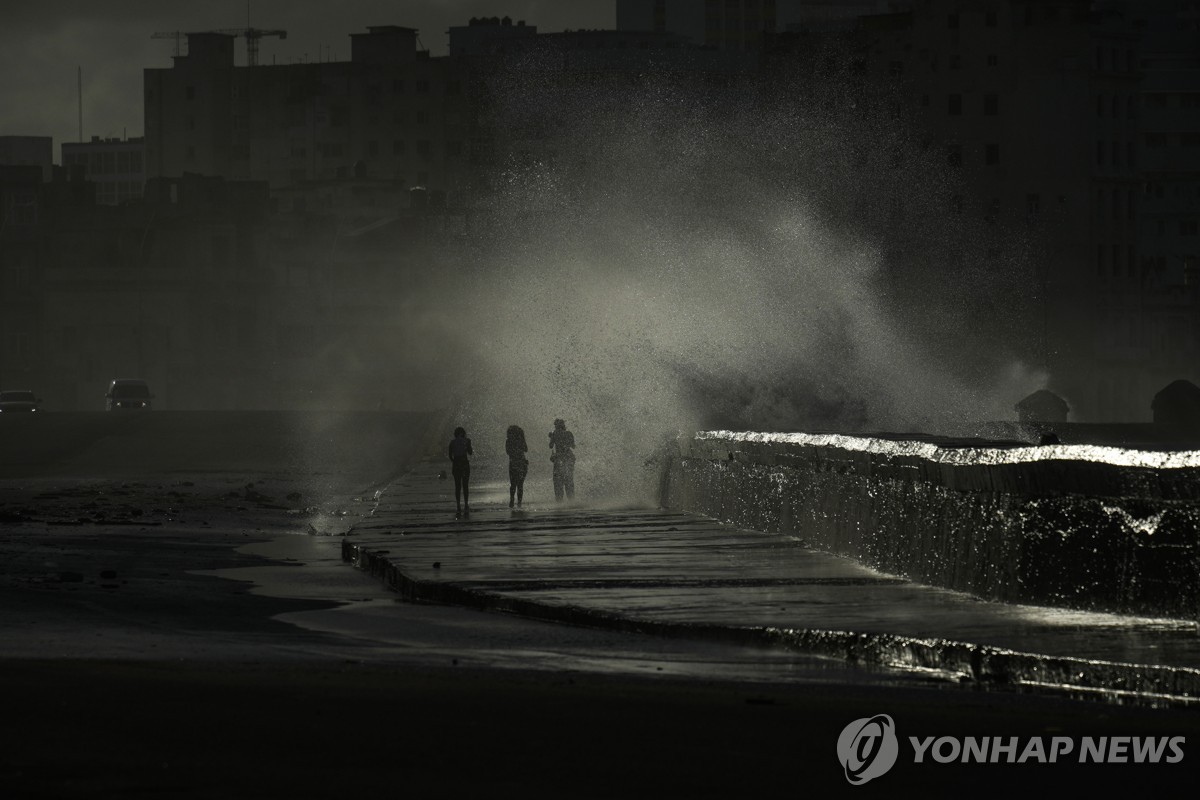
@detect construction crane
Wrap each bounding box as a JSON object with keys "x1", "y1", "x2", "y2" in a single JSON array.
[
  {"x1": 151, "y1": 28, "x2": 287, "y2": 66},
  {"x1": 210, "y1": 28, "x2": 287, "y2": 67}
]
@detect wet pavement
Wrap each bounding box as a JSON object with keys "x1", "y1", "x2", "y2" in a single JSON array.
[{"x1": 345, "y1": 467, "x2": 1200, "y2": 704}]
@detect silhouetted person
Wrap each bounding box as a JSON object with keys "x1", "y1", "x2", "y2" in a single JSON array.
[
  {"x1": 448, "y1": 426, "x2": 473, "y2": 517},
  {"x1": 506, "y1": 425, "x2": 529, "y2": 508},
  {"x1": 549, "y1": 418, "x2": 576, "y2": 501}
]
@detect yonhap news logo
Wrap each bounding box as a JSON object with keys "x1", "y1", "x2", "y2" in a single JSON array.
[
  {"x1": 836, "y1": 715, "x2": 1186, "y2": 785},
  {"x1": 836, "y1": 715, "x2": 899, "y2": 785}
]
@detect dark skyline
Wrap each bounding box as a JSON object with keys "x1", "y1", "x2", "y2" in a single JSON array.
[{"x1": 0, "y1": 0, "x2": 614, "y2": 153}]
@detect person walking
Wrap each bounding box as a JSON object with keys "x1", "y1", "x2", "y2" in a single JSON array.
[
  {"x1": 505, "y1": 425, "x2": 529, "y2": 508},
  {"x1": 448, "y1": 426, "x2": 473, "y2": 518},
  {"x1": 549, "y1": 418, "x2": 576, "y2": 502}
]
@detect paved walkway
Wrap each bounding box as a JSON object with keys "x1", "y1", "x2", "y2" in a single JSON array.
[{"x1": 344, "y1": 467, "x2": 1200, "y2": 703}]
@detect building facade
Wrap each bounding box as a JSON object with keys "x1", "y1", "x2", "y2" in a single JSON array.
[
  {"x1": 850, "y1": 0, "x2": 1169, "y2": 420},
  {"x1": 144, "y1": 28, "x2": 474, "y2": 202},
  {"x1": 61, "y1": 136, "x2": 146, "y2": 205},
  {"x1": 616, "y1": 0, "x2": 779, "y2": 50}
]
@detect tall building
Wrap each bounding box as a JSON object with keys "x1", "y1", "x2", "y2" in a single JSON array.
[
  {"x1": 1132, "y1": 0, "x2": 1200, "y2": 403},
  {"x1": 61, "y1": 136, "x2": 146, "y2": 205},
  {"x1": 616, "y1": 0, "x2": 779, "y2": 50},
  {"x1": 448, "y1": 16, "x2": 537, "y2": 56},
  {"x1": 846, "y1": 0, "x2": 1153, "y2": 420},
  {"x1": 144, "y1": 28, "x2": 473, "y2": 200}
]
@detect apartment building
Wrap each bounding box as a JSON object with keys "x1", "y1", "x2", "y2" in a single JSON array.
[
  {"x1": 61, "y1": 136, "x2": 146, "y2": 205},
  {"x1": 857, "y1": 0, "x2": 1149, "y2": 420},
  {"x1": 144, "y1": 28, "x2": 474, "y2": 200}
]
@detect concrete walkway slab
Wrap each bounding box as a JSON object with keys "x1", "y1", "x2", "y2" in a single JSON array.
[{"x1": 344, "y1": 469, "x2": 1200, "y2": 703}]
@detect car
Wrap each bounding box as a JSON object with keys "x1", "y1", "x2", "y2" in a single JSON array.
[
  {"x1": 0, "y1": 390, "x2": 42, "y2": 413},
  {"x1": 106, "y1": 379, "x2": 154, "y2": 411}
]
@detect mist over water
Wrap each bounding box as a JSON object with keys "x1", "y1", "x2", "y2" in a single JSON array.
[{"x1": 426, "y1": 58, "x2": 1044, "y2": 499}]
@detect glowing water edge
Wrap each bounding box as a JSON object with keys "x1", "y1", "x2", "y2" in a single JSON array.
[
  {"x1": 699, "y1": 430, "x2": 1200, "y2": 470},
  {"x1": 665, "y1": 431, "x2": 1200, "y2": 618}
]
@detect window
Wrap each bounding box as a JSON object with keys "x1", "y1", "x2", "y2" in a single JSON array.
[
  {"x1": 392, "y1": 79, "x2": 404, "y2": 92},
  {"x1": 948, "y1": 13, "x2": 959, "y2": 29},
  {"x1": 889, "y1": 61, "x2": 903, "y2": 76},
  {"x1": 416, "y1": 80, "x2": 430, "y2": 94},
  {"x1": 416, "y1": 140, "x2": 431, "y2": 157},
  {"x1": 950, "y1": 54, "x2": 962, "y2": 70},
  {"x1": 986, "y1": 143, "x2": 1000, "y2": 165},
  {"x1": 185, "y1": 85, "x2": 195, "y2": 100},
  {"x1": 1182, "y1": 220, "x2": 1199, "y2": 236},
  {"x1": 445, "y1": 80, "x2": 462, "y2": 96},
  {"x1": 984, "y1": 93, "x2": 998, "y2": 115},
  {"x1": 392, "y1": 140, "x2": 405, "y2": 155},
  {"x1": 987, "y1": 53, "x2": 998, "y2": 67},
  {"x1": 1097, "y1": 244, "x2": 1106, "y2": 276},
  {"x1": 446, "y1": 140, "x2": 463, "y2": 157},
  {"x1": 1097, "y1": 140, "x2": 1105, "y2": 166},
  {"x1": 1026, "y1": 193, "x2": 1040, "y2": 216},
  {"x1": 367, "y1": 140, "x2": 378, "y2": 157},
  {"x1": 947, "y1": 144, "x2": 962, "y2": 167},
  {"x1": 948, "y1": 93, "x2": 962, "y2": 115},
  {"x1": 986, "y1": 10, "x2": 998, "y2": 27}
]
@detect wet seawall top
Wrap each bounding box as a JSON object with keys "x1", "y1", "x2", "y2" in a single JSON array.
[{"x1": 662, "y1": 432, "x2": 1200, "y2": 619}]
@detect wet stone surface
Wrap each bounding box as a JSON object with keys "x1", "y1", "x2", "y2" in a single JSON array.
[{"x1": 347, "y1": 469, "x2": 1200, "y2": 702}]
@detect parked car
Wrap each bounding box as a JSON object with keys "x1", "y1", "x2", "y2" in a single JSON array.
[
  {"x1": 106, "y1": 379, "x2": 154, "y2": 411},
  {"x1": 0, "y1": 390, "x2": 42, "y2": 413}
]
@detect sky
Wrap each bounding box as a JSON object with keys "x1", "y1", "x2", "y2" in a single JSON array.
[{"x1": 0, "y1": 0, "x2": 613, "y2": 157}]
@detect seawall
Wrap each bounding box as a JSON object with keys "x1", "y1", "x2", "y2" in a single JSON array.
[{"x1": 660, "y1": 432, "x2": 1200, "y2": 619}]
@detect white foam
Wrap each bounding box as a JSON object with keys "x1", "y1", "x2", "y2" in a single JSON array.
[{"x1": 695, "y1": 430, "x2": 1200, "y2": 470}]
